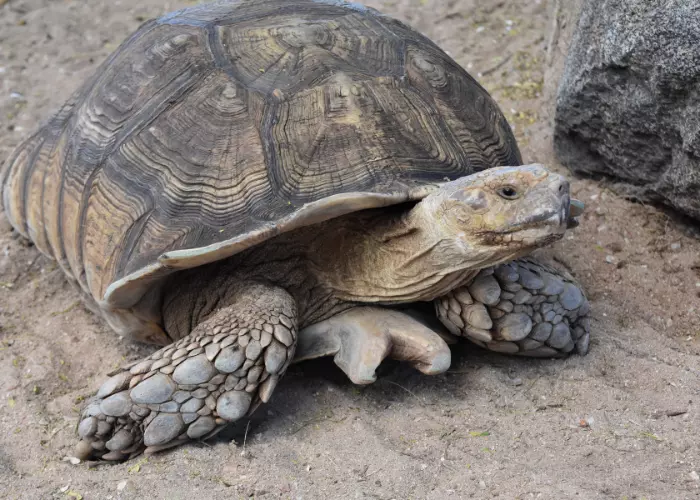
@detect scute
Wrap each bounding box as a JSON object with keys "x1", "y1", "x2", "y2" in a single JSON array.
[{"x1": 1, "y1": 0, "x2": 521, "y2": 320}]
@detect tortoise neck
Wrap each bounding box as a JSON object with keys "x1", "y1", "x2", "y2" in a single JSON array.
[{"x1": 309, "y1": 202, "x2": 485, "y2": 303}]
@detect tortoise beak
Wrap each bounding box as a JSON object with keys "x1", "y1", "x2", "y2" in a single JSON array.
[{"x1": 567, "y1": 199, "x2": 585, "y2": 228}]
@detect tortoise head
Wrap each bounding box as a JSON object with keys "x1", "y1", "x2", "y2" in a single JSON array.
[{"x1": 418, "y1": 164, "x2": 575, "y2": 265}]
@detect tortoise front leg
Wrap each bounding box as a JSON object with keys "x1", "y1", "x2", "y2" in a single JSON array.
[
  {"x1": 75, "y1": 282, "x2": 297, "y2": 461},
  {"x1": 435, "y1": 258, "x2": 591, "y2": 357}
]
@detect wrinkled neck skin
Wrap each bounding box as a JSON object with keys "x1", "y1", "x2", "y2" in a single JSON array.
[{"x1": 309, "y1": 202, "x2": 526, "y2": 304}]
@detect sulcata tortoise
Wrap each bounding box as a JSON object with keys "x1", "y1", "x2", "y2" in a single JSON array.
[{"x1": 0, "y1": 0, "x2": 590, "y2": 461}]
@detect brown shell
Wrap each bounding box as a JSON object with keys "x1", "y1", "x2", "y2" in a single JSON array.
[{"x1": 0, "y1": 0, "x2": 520, "y2": 310}]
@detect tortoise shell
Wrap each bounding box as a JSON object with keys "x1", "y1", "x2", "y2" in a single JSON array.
[{"x1": 0, "y1": 0, "x2": 520, "y2": 311}]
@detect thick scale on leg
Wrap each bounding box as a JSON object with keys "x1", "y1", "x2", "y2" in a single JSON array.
[
  {"x1": 75, "y1": 283, "x2": 297, "y2": 460},
  {"x1": 295, "y1": 307, "x2": 452, "y2": 385},
  {"x1": 435, "y1": 257, "x2": 591, "y2": 357}
]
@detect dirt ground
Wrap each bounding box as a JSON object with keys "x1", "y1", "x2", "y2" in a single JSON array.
[{"x1": 1, "y1": 0, "x2": 699, "y2": 498}]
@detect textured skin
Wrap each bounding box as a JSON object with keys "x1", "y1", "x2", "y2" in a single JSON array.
[
  {"x1": 436, "y1": 258, "x2": 591, "y2": 356},
  {"x1": 0, "y1": 0, "x2": 520, "y2": 320},
  {"x1": 76, "y1": 281, "x2": 297, "y2": 460}
]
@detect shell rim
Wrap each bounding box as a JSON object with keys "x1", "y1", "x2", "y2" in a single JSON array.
[{"x1": 102, "y1": 185, "x2": 439, "y2": 309}]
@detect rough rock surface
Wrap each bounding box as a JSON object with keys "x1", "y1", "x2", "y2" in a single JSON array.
[{"x1": 554, "y1": 0, "x2": 700, "y2": 220}]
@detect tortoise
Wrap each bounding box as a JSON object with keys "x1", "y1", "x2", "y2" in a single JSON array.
[{"x1": 0, "y1": 0, "x2": 590, "y2": 461}]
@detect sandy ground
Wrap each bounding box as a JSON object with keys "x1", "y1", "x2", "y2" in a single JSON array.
[{"x1": 1, "y1": 0, "x2": 699, "y2": 498}]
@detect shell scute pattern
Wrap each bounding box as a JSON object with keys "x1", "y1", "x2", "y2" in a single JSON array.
[{"x1": 1, "y1": 0, "x2": 521, "y2": 309}]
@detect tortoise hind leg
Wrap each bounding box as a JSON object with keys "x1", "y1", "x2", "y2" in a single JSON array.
[
  {"x1": 436, "y1": 257, "x2": 591, "y2": 357},
  {"x1": 295, "y1": 307, "x2": 453, "y2": 385},
  {"x1": 75, "y1": 282, "x2": 297, "y2": 461}
]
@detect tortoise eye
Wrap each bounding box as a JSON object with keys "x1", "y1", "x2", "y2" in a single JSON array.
[{"x1": 497, "y1": 185, "x2": 520, "y2": 200}]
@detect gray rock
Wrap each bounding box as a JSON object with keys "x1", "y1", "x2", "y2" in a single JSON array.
[
  {"x1": 173, "y1": 354, "x2": 216, "y2": 385},
  {"x1": 100, "y1": 391, "x2": 132, "y2": 417},
  {"x1": 214, "y1": 347, "x2": 245, "y2": 373},
  {"x1": 554, "y1": 0, "x2": 700, "y2": 220},
  {"x1": 216, "y1": 391, "x2": 252, "y2": 421},
  {"x1": 144, "y1": 413, "x2": 184, "y2": 447},
  {"x1": 130, "y1": 373, "x2": 176, "y2": 404},
  {"x1": 187, "y1": 416, "x2": 216, "y2": 439}
]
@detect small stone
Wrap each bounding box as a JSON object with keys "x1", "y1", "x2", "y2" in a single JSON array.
[
  {"x1": 78, "y1": 417, "x2": 98, "y2": 438},
  {"x1": 559, "y1": 283, "x2": 584, "y2": 310},
  {"x1": 530, "y1": 322, "x2": 553, "y2": 342},
  {"x1": 205, "y1": 343, "x2": 221, "y2": 361},
  {"x1": 106, "y1": 429, "x2": 134, "y2": 451},
  {"x1": 547, "y1": 323, "x2": 572, "y2": 349},
  {"x1": 130, "y1": 373, "x2": 177, "y2": 404},
  {"x1": 96, "y1": 372, "x2": 132, "y2": 399},
  {"x1": 100, "y1": 391, "x2": 132, "y2": 417},
  {"x1": 264, "y1": 340, "x2": 288, "y2": 374},
  {"x1": 187, "y1": 416, "x2": 216, "y2": 439},
  {"x1": 273, "y1": 324, "x2": 294, "y2": 346},
  {"x1": 215, "y1": 347, "x2": 246, "y2": 373},
  {"x1": 461, "y1": 303, "x2": 493, "y2": 330},
  {"x1": 495, "y1": 313, "x2": 533, "y2": 341},
  {"x1": 144, "y1": 413, "x2": 184, "y2": 447},
  {"x1": 246, "y1": 340, "x2": 262, "y2": 360},
  {"x1": 173, "y1": 354, "x2": 217, "y2": 385},
  {"x1": 512, "y1": 289, "x2": 532, "y2": 305},
  {"x1": 468, "y1": 274, "x2": 501, "y2": 305}
]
